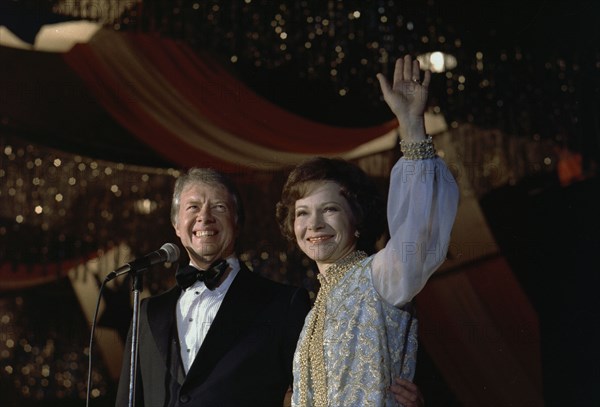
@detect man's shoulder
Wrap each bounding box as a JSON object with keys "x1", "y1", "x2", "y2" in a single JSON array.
[
  {"x1": 241, "y1": 266, "x2": 300, "y2": 291},
  {"x1": 238, "y1": 265, "x2": 308, "y2": 300}
]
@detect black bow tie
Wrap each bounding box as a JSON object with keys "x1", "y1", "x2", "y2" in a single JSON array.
[{"x1": 175, "y1": 259, "x2": 229, "y2": 290}]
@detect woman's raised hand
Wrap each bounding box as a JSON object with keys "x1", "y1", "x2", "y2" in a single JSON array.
[{"x1": 377, "y1": 55, "x2": 431, "y2": 141}]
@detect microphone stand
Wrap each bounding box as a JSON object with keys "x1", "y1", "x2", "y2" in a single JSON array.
[{"x1": 127, "y1": 269, "x2": 144, "y2": 407}]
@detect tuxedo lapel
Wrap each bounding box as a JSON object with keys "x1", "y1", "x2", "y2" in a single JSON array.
[
  {"x1": 185, "y1": 265, "x2": 272, "y2": 383},
  {"x1": 146, "y1": 286, "x2": 181, "y2": 379}
]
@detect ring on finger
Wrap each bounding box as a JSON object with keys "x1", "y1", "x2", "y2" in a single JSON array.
[{"x1": 412, "y1": 78, "x2": 421, "y2": 84}]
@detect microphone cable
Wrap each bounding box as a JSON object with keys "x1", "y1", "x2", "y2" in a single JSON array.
[{"x1": 85, "y1": 277, "x2": 108, "y2": 407}]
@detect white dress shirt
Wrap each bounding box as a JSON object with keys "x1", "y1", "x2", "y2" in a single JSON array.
[{"x1": 175, "y1": 256, "x2": 239, "y2": 373}]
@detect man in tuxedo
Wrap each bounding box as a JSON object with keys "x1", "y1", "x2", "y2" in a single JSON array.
[{"x1": 116, "y1": 168, "x2": 311, "y2": 407}]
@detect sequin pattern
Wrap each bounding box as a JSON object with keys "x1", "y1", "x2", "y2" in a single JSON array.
[{"x1": 292, "y1": 256, "x2": 419, "y2": 407}]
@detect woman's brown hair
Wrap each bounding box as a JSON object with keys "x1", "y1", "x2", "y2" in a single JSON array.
[{"x1": 276, "y1": 157, "x2": 385, "y2": 254}]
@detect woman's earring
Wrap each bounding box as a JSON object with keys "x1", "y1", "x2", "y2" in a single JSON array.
[{"x1": 354, "y1": 230, "x2": 360, "y2": 238}]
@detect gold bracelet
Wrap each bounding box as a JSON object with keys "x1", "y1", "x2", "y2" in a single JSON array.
[{"x1": 399, "y1": 135, "x2": 436, "y2": 160}]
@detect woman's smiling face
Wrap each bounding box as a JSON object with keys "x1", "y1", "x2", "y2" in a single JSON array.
[{"x1": 293, "y1": 181, "x2": 357, "y2": 271}]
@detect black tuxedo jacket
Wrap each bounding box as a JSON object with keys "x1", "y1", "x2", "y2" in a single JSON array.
[{"x1": 115, "y1": 263, "x2": 310, "y2": 407}]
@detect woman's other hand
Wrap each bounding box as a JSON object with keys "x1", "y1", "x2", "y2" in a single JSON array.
[{"x1": 389, "y1": 377, "x2": 425, "y2": 407}]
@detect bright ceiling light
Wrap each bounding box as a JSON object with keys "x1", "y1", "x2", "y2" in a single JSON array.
[
  {"x1": 417, "y1": 52, "x2": 457, "y2": 73},
  {"x1": 134, "y1": 199, "x2": 158, "y2": 215}
]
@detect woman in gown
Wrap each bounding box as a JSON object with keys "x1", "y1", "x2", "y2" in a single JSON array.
[{"x1": 276, "y1": 55, "x2": 459, "y2": 406}]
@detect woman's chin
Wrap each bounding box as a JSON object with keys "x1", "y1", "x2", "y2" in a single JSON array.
[{"x1": 302, "y1": 244, "x2": 334, "y2": 260}]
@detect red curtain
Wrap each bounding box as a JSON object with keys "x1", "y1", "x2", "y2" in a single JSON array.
[{"x1": 417, "y1": 256, "x2": 543, "y2": 406}]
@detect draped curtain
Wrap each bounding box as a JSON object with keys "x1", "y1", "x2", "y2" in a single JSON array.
[
  {"x1": 417, "y1": 256, "x2": 543, "y2": 406},
  {"x1": 61, "y1": 28, "x2": 400, "y2": 171}
]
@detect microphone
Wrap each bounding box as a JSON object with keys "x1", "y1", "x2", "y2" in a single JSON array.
[{"x1": 105, "y1": 243, "x2": 180, "y2": 282}]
